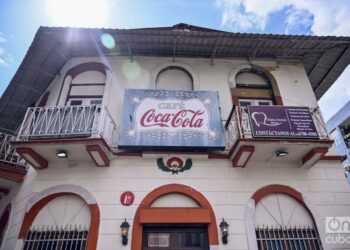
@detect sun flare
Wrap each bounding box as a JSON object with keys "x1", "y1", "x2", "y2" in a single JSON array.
[{"x1": 46, "y1": 0, "x2": 108, "y2": 27}]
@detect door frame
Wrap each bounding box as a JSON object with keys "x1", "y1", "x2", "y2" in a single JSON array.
[
  {"x1": 131, "y1": 184, "x2": 219, "y2": 250},
  {"x1": 142, "y1": 225, "x2": 209, "y2": 250}
]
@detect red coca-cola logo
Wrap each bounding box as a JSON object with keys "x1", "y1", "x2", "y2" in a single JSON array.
[{"x1": 140, "y1": 109, "x2": 204, "y2": 128}]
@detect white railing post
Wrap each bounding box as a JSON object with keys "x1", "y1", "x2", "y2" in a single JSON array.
[
  {"x1": 226, "y1": 106, "x2": 242, "y2": 149},
  {"x1": 310, "y1": 107, "x2": 330, "y2": 140},
  {"x1": 97, "y1": 105, "x2": 105, "y2": 137},
  {"x1": 17, "y1": 107, "x2": 34, "y2": 141}
]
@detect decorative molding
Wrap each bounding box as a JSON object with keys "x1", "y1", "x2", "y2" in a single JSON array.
[
  {"x1": 139, "y1": 208, "x2": 211, "y2": 223},
  {"x1": 86, "y1": 144, "x2": 110, "y2": 167},
  {"x1": 157, "y1": 157, "x2": 192, "y2": 174},
  {"x1": 26, "y1": 185, "x2": 97, "y2": 212},
  {"x1": 320, "y1": 155, "x2": 347, "y2": 162},
  {"x1": 16, "y1": 147, "x2": 48, "y2": 169},
  {"x1": 231, "y1": 145, "x2": 255, "y2": 168},
  {"x1": 228, "y1": 138, "x2": 333, "y2": 161},
  {"x1": 301, "y1": 147, "x2": 328, "y2": 168},
  {"x1": 0, "y1": 164, "x2": 27, "y2": 183}
]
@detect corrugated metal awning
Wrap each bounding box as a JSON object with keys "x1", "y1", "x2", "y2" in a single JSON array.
[{"x1": 1, "y1": 23, "x2": 350, "y2": 132}]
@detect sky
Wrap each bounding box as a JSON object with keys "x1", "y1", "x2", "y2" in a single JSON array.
[{"x1": 0, "y1": 0, "x2": 349, "y2": 121}]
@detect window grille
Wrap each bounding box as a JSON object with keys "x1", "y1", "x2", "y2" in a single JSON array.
[
  {"x1": 256, "y1": 226, "x2": 323, "y2": 250},
  {"x1": 23, "y1": 225, "x2": 89, "y2": 250}
]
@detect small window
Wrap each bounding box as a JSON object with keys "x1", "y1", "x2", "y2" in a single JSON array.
[
  {"x1": 239, "y1": 100, "x2": 253, "y2": 107},
  {"x1": 147, "y1": 233, "x2": 170, "y2": 248},
  {"x1": 69, "y1": 100, "x2": 82, "y2": 106},
  {"x1": 90, "y1": 100, "x2": 102, "y2": 105},
  {"x1": 143, "y1": 226, "x2": 208, "y2": 250},
  {"x1": 256, "y1": 100, "x2": 273, "y2": 106},
  {"x1": 179, "y1": 232, "x2": 206, "y2": 248},
  {"x1": 239, "y1": 99, "x2": 273, "y2": 107}
]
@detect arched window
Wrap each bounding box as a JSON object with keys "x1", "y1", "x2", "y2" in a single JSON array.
[
  {"x1": 19, "y1": 185, "x2": 100, "y2": 250},
  {"x1": 247, "y1": 185, "x2": 323, "y2": 250},
  {"x1": 156, "y1": 66, "x2": 193, "y2": 90},
  {"x1": 233, "y1": 68, "x2": 275, "y2": 107},
  {"x1": 23, "y1": 195, "x2": 90, "y2": 250},
  {"x1": 255, "y1": 193, "x2": 322, "y2": 249},
  {"x1": 65, "y1": 62, "x2": 108, "y2": 106},
  {"x1": 150, "y1": 193, "x2": 200, "y2": 207}
]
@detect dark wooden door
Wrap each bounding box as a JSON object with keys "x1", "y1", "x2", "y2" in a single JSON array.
[{"x1": 143, "y1": 225, "x2": 209, "y2": 250}]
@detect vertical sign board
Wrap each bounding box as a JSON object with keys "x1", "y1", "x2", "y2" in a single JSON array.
[
  {"x1": 248, "y1": 106, "x2": 319, "y2": 139},
  {"x1": 119, "y1": 89, "x2": 225, "y2": 150}
]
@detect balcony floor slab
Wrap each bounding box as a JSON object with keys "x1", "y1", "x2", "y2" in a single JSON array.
[
  {"x1": 12, "y1": 138, "x2": 111, "y2": 167},
  {"x1": 229, "y1": 138, "x2": 333, "y2": 167}
]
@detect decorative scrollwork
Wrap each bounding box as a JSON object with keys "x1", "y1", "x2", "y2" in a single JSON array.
[{"x1": 157, "y1": 157, "x2": 192, "y2": 174}]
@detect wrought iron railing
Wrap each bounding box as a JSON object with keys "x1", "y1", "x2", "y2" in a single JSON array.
[
  {"x1": 0, "y1": 132, "x2": 27, "y2": 170},
  {"x1": 256, "y1": 226, "x2": 323, "y2": 250},
  {"x1": 17, "y1": 105, "x2": 118, "y2": 148},
  {"x1": 225, "y1": 106, "x2": 330, "y2": 149}
]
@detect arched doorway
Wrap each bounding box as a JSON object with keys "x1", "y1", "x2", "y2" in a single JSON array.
[
  {"x1": 18, "y1": 185, "x2": 100, "y2": 250},
  {"x1": 131, "y1": 184, "x2": 219, "y2": 250}
]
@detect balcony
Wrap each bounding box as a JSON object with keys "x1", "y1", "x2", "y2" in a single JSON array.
[
  {"x1": 0, "y1": 132, "x2": 27, "y2": 183},
  {"x1": 12, "y1": 105, "x2": 117, "y2": 168},
  {"x1": 226, "y1": 106, "x2": 333, "y2": 168}
]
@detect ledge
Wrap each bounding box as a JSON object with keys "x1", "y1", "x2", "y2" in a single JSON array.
[{"x1": 0, "y1": 163, "x2": 27, "y2": 182}]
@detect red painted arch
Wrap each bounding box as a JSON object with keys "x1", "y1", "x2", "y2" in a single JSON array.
[
  {"x1": 131, "y1": 184, "x2": 219, "y2": 250},
  {"x1": 66, "y1": 62, "x2": 108, "y2": 78},
  {"x1": 18, "y1": 192, "x2": 100, "y2": 250},
  {"x1": 251, "y1": 184, "x2": 315, "y2": 225}
]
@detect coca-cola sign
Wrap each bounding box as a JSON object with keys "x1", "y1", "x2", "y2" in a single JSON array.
[{"x1": 119, "y1": 89, "x2": 225, "y2": 150}]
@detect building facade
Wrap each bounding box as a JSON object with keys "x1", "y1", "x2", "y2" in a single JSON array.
[
  {"x1": 327, "y1": 101, "x2": 350, "y2": 167},
  {"x1": 0, "y1": 24, "x2": 350, "y2": 250}
]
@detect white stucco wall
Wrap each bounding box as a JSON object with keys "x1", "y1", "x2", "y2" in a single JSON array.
[
  {"x1": 1, "y1": 167, "x2": 37, "y2": 250},
  {"x1": 3, "y1": 158, "x2": 345, "y2": 250}
]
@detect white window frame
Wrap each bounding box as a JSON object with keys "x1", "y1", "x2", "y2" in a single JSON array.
[{"x1": 239, "y1": 99, "x2": 273, "y2": 107}]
